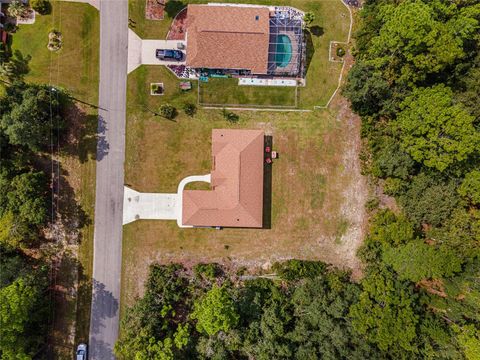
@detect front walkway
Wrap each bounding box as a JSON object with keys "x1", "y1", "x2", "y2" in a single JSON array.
[
  {"x1": 123, "y1": 174, "x2": 211, "y2": 227},
  {"x1": 128, "y1": 29, "x2": 186, "y2": 73}
]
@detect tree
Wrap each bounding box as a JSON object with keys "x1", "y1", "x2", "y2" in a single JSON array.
[
  {"x1": 115, "y1": 264, "x2": 191, "y2": 359},
  {"x1": 368, "y1": 209, "x2": 415, "y2": 247},
  {"x1": 349, "y1": 269, "x2": 420, "y2": 354},
  {"x1": 383, "y1": 241, "x2": 463, "y2": 282},
  {"x1": 372, "y1": 139, "x2": 415, "y2": 180},
  {"x1": 368, "y1": 1, "x2": 477, "y2": 84},
  {"x1": 459, "y1": 170, "x2": 480, "y2": 205},
  {"x1": 452, "y1": 324, "x2": 480, "y2": 360},
  {"x1": 0, "y1": 211, "x2": 27, "y2": 249},
  {"x1": 4, "y1": 171, "x2": 48, "y2": 226},
  {"x1": 191, "y1": 284, "x2": 239, "y2": 336},
  {"x1": 427, "y1": 208, "x2": 480, "y2": 261},
  {"x1": 0, "y1": 277, "x2": 39, "y2": 358},
  {"x1": 1, "y1": 84, "x2": 64, "y2": 152},
  {"x1": 397, "y1": 85, "x2": 479, "y2": 172},
  {"x1": 30, "y1": 0, "x2": 51, "y2": 15},
  {"x1": 343, "y1": 62, "x2": 392, "y2": 117},
  {"x1": 290, "y1": 271, "x2": 383, "y2": 359},
  {"x1": 400, "y1": 172, "x2": 460, "y2": 227},
  {"x1": 159, "y1": 104, "x2": 177, "y2": 120},
  {"x1": 0, "y1": 51, "x2": 31, "y2": 82},
  {"x1": 7, "y1": 0, "x2": 28, "y2": 19},
  {"x1": 183, "y1": 102, "x2": 196, "y2": 117}
]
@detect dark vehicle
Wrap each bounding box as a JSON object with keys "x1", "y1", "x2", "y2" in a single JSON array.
[{"x1": 156, "y1": 49, "x2": 183, "y2": 61}]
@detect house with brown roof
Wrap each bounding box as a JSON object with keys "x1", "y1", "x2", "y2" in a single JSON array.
[
  {"x1": 186, "y1": 5, "x2": 270, "y2": 74},
  {"x1": 182, "y1": 129, "x2": 265, "y2": 228},
  {"x1": 184, "y1": 4, "x2": 304, "y2": 77},
  {"x1": 122, "y1": 129, "x2": 268, "y2": 228}
]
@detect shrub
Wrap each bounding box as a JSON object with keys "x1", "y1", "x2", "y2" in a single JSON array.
[
  {"x1": 222, "y1": 109, "x2": 239, "y2": 123},
  {"x1": 303, "y1": 11, "x2": 315, "y2": 28},
  {"x1": 336, "y1": 47, "x2": 346, "y2": 57},
  {"x1": 193, "y1": 263, "x2": 221, "y2": 280},
  {"x1": 383, "y1": 177, "x2": 405, "y2": 196},
  {"x1": 365, "y1": 198, "x2": 380, "y2": 212},
  {"x1": 3, "y1": 23, "x2": 17, "y2": 34},
  {"x1": 183, "y1": 102, "x2": 196, "y2": 116},
  {"x1": 30, "y1": 0, "x2": 51, "y2": 15},
  {"x1": 159, "y1": 104, "x2": 177, "y2": 120},
  {"x1": 272, "y1": 260, "x2": 326, "y2": 280}
]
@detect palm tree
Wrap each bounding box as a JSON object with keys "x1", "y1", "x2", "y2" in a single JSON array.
[{"x1": 7, "y1": 0, "x2": 28, "y2": 19}]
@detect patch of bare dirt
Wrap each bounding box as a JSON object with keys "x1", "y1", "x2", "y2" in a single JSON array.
[{"x1": 329, "y1": 95, "x2": 368, "y2": 280}]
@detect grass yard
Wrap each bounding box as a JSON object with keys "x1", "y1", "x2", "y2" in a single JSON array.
[
  {"x1": 122, "y1": 64, "x2": 367, "y2": 310},
  {"x1": 128, "y1": 0, "x2": 350, "y2": 108},
  {"x1": 11, "y1": 1, "x2": 99, "y2": 357},
  {"x1": 199, "y1": 78, "x2": 298, "y2": 108},
  {"x1": 12, "y1": 2, "x2": 99, "y2": 104}
]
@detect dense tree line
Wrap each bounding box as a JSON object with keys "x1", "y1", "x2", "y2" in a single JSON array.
[
  {"x1": 115, "y1": 261, "x2": 385, "y2": 359},
  {"x1": 1, "y1": 51, "x2": 67, "y2": 358},
  {"x1": 343, "y1": 0, "x2": 480, "y2": 358}
]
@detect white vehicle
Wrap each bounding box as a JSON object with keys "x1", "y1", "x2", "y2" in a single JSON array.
[{"x1": 76, "y1": 343, "x2": 87, "y2": 360}]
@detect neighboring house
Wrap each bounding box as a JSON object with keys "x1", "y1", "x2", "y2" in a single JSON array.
[
  {"x1": 182, "y1": 129, "x2": 265, "y2": 228},
  {"x1": 184, "y1": 4, "x2": 304, "y2": 77}
]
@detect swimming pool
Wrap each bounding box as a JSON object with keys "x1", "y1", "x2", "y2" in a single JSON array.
[{"x1": 275, "y1": 34, "x2": 292, "y2": 68}]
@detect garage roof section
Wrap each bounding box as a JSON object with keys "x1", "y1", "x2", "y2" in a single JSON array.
[
  {"x1": 182, "y1": 129, "x2": 265, "y2": 228},
  {"x1": 185, "y1": 4, "x2": 270, "y2": 74}
]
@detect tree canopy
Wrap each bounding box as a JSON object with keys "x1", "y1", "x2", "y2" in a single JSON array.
[
  {"x1": 397, "y1": 85, "x2": 479, "y2": 171},
  {"x1": 0, "y1": 83, "x2": 65, "y2": 152}
]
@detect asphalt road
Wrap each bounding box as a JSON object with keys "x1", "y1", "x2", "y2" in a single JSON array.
[{"x1": 89, "y1": 1, "x2": 128, "y2": 359}]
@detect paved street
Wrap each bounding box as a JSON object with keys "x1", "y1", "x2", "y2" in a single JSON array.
[{"x1": 89, "y1": 0, "x2": 128, "y2": 359}]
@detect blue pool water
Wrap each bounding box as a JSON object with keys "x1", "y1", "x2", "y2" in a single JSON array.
[{"x1": 275, "y1": 35, "x2": 292, "y2": 68}]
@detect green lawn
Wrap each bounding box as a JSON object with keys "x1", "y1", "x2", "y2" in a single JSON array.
[
  {"x1": 128, "y1": 65, "x2": 197, "y2": 111},
  {"x1": 12, "y1": 1, "x2": 99, "y2": 104},
  {"x1": 11, "y1": 1, "x2": 99, "y2": 357},
  {"x1": 128, "y1": 0, "x2": 350, "y2": 108},
  {"x1": 199, "y1": 78, "x2": 297, "y2": 108}
]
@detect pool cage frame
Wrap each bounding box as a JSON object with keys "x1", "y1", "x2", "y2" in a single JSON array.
[{"x1": 267, "y1": 16, "x2": 304, "y2": 77}]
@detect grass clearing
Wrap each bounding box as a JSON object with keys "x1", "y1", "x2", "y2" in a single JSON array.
[
  {"x1": 122, "y1": 64, "x2": 367, "y2": 309},
  {"x1": 199, "y1": 78, "x2": 297, "y2": 108},
  {"x1": 128, "y1": 0, "x2": 350, "y2": 108},
  {"x1": 11, "y1": 1, "x2": 99, "y2": 357}
]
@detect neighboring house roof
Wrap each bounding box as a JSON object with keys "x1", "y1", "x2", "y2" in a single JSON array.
[
  {"x1": 183, "y1": 129, "x2": 265, "y2": 228},
  {"x1": 185, "y1": 4, "x2": 270, "y2": 74}
]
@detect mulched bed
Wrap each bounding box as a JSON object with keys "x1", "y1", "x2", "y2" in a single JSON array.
[
  {"x1": 145, "y1": 0, "x2": 165, "y2": 20},
  {"x1": 167, "y1": 7, "x2": 187, "y2": 40}
]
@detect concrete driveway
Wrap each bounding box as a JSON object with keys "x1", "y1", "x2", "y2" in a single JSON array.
[
  {"x1": 123, "y1": 187, "x2": 177, "y2": 224},
  {"x1": 123, "y1": 174, "x2": 211, "y2": 227},
  {"x1": 128, "y1": 29, "x2": 186, "y2": 73}
]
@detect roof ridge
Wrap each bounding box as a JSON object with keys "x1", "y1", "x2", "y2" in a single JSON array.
[{"x1": 201, "y1": 30, "x2": 268, "y2": 35}]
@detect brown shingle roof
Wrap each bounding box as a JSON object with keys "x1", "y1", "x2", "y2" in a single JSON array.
[
  {"x1": 185, "y1": 5, "x2": 270, "y2": 74},
  {"x1": 183, "y1": 129, "x2": 264, "y2": 228}
]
